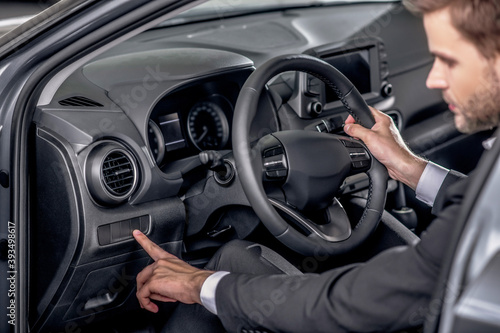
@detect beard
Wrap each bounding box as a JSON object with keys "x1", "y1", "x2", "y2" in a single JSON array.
[{"x1": 454, "y1": 67, "x2": 500, "y2": 134}]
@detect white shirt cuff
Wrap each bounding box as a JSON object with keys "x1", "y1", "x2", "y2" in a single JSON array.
[
  {"x1": 415, "y1": 161, "x2": 450, "y2": 206},
  {"x1": 200, "y1": 271, "x2": 230, "y2": 315}
]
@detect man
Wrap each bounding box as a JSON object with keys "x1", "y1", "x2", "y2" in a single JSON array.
[{"x1": 133, "y1": 0, "x2": 500, "y2": 331}]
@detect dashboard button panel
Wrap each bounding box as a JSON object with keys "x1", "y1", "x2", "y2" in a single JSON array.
[{"x1": 97, "y1": 215, "x2": 150, "y2": 246}]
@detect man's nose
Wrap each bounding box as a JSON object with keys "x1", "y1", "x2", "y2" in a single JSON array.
[{"x1": 426, "y1": 59, "x2": 448, "y2": 90}]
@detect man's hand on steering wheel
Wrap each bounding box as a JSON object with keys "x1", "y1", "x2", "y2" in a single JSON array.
[{"x1": 344, "y1": 106, "x2": 427, "y2": 190}]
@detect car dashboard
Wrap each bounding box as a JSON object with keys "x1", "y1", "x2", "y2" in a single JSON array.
[{"x1": 28, "y1": 2, "x2": 443, "y2": 331}]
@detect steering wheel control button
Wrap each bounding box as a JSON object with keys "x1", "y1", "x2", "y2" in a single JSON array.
[
  {"x1": 276, "y1": 169, "x2": 287, "y2": 177},
  {"x1": 350, "y1": 150, "x2": 370, "y2": 169},
  {"x1": 340, "y1": 139, "x2": 362, "y2": 148},
  {"x1": 264, "y1": 157, "x2": 286, "y2": 170},
  {"x1": 340, "y1": 139, "x2": 371, "y2": 170},
  {"x1": 263, "y1": 146, "x2": 284, "y2": 158},
  {"x1": 352, "y1": 160, "x2": 370, "y2": 169},
  {"x1": 263, "y1": 145, "x2": 287, "y2": 180}
]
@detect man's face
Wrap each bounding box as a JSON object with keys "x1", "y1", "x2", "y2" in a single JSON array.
[{"x1": 424, "y1": 7, "x2": 500, "y2": 134}]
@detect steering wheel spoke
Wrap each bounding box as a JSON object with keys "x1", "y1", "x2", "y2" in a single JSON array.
[
  {"x1": 257, "y1": 134, "x2": 289, "y2": 182},
  {"x1": 269, "y1": 198, "x2": 351, "y2": 242},
  {"x1": 339, "y1": 137, "x2": 373, "y2": 175}
]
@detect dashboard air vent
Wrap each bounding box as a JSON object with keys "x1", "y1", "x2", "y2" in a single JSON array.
[
  {"x1": 59, "y1": 96, "x2": 104, "y2": 107},
  {"x1": 86, "y1": 142, "x2": 139, "y2": 206},
  {"x1": 102, "y1": 152, "x2": 135, "y2": 196}
]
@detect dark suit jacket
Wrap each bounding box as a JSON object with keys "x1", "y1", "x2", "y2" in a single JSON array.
[{"x1": 215, "y1": 170, "x2": 467, "y2": 333}]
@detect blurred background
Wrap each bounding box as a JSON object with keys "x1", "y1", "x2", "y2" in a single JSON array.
[{"x1": 1, "y1": 0, "x2": 58, "y2": 19}]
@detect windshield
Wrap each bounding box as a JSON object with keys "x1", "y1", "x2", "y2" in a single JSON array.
[{"x1": 159, "y1": 0, "x2": 399, "y2": 27}]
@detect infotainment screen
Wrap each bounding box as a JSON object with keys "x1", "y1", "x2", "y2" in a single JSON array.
[
  {"x1": 301, "y1": 38, "x2": 388, "y2": 113},
  {"x1": 323, "y1": 49, "x2": 371, "y2": 103}
]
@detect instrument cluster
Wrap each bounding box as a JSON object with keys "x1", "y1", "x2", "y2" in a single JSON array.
[{"x1": 147, "y1": 81, "x2": 238, "y2": 166}]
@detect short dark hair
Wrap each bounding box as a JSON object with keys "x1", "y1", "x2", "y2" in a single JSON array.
[{"x1": 403, "y1": 0, "x2": 500, "y2": 58}]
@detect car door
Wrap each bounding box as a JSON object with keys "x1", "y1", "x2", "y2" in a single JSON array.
[{"x1": 0, "y1": 1, "x2": 204, "y2": 332}]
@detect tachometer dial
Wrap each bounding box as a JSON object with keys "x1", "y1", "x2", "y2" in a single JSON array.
[
  {"x1": 187, "y1": 101, "x2": 229, "y2": 151},
  {"x1": 147, "y1": 119, "x2": 165, "y2": 165}
]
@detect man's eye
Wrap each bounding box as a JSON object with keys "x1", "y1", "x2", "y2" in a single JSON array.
[{"x1": 441, "y1": 58, "x2": 457, "y2": 68}]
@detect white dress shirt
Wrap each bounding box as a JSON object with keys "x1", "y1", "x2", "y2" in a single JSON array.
[
  {"x1": 200, "y1": 271, "x2": 230, "y2": 314},
  {"x1": 415, "y1": 161, "x2": 450, "y2": 206}
]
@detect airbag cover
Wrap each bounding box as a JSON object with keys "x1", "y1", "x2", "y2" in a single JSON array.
[{"x1": 272, "y1": 131, "x2": 351, "y2": 212}]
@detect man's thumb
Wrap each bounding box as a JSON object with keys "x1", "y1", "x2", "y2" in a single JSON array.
[{"x1": 344, "y1": 123, "x2": 366, "y2": 140}]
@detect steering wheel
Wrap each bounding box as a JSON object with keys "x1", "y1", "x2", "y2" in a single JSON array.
[{"x1": 232, "y1": 54, "x2": 388, "y2": 256}]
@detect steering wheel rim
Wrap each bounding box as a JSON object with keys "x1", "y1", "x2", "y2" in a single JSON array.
[{"x1": 233, "y1": 54, "x2": 388, "y2": 256}]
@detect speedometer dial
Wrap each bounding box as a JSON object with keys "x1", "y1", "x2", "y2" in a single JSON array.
[{"x1": 187, "y1": 101, "x2": 229, "y2": 151}]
